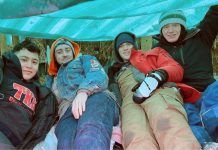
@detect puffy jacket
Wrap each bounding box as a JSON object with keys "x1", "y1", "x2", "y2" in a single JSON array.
[
  {"x1": 130, "y1": 47, "x2": 183, "y2": 82},
  {"x1": 131, "y1": 48, "x2": 201, "y2": 103}
]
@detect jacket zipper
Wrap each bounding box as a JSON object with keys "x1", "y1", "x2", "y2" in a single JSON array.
[{"x1": 179, "y1": 47, "x2": 185, "y2": 65}]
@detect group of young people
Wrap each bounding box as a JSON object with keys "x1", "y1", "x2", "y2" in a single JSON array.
[{"x1": 0, "y1": 4, "x2": 217, "y2": 150}]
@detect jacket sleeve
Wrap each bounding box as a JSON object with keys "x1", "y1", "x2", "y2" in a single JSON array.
[
  {"x1": 17, "y1": 86, "x2": 58, "y2": 149},
  {"x1": 78, "y1": 55, "x2": 108, "y2": 95},
  {"x1": 198, "y1": 5, "x2": 218, "y2": 47},
  {"x1": 156, "y1": 48, "x2": 184, "y2": 82},
  {"x1": 130, "y1": 48, "x2": 183, "y2": 82},
  {"x1": 0, "y1": 59, "x2": 4, "y2": 85},
  {"x1": 108, "y1": 82, "x2": 122, "y2": 107},
  {"x1": 107, "y1": 63, "x2": 123, "y2": 107}
]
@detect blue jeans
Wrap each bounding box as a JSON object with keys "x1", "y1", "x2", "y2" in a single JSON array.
[
  {"x1": 184, "y1": 81, "x2": 218, "y2": 145},
  {"x1": 55, "y1": 92, "x2": 119, "y2": 150},
  {"x1": 184, "y1": 103, "x2": 213, "y2": 146},
  {"x1": 199, "y1": 81, "x2": 218, "y2": 139}
]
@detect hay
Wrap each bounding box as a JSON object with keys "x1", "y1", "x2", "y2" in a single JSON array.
[{"x1": 212, "y1": 36, "x2": 218, "y2": 75}]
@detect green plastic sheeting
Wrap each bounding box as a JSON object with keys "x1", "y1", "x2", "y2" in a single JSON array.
[{"x1": 0, "y1": 0, "x2": 218, "y2": 41}]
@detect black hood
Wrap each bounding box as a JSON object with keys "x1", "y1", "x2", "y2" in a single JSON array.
[{"x1": 2, "y1": 52, "x2": 39, "y2": 82}]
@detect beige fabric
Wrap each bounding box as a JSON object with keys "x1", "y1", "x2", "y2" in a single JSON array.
[
  {"x1": 118, "y1": 68, "x2": 159, "y2": 150},
  {"x1": 52, "y1": 77, "x2": 71, "y2": 118},
  {"x1": 118, "y1": 67, "x2": 201, "y2": 150},
  {"x1": 141, "y1": 87, "x2": 201, "y2": 150},
  {"x1": 58, "y1": 100, "x2": 71, "y2": 118}
]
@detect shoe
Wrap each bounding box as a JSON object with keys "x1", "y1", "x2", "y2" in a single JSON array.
[{"x1": 203, "y1": 142, "x2": 218, "y2": 150}]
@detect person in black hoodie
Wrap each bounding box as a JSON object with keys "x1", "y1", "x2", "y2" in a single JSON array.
[
  {"x1": 153, "y1": 5, "x2": 218, "y2": 148},
  {"x1": 0, "y1": 39, "x2": 58, "y2": 150}
]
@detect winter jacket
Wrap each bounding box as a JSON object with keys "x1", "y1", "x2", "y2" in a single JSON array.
[
  {"x1": 153, "y1": 5, "x2": 218, "y2": 92},
  {"x1": 109, "y1": 47, "x2": 184, "y2": 106},
  {"x1": 131, "y1": 48, "x2": 201, "y2": 103},
  {"x1": 130, "y1": 47, "x2": 183, "y2": 82},
  {"x1": 0, "y1": 52, "x2": 58, "y2": 149},
  {"x1": 46, "y1": 38, "x2": 109, "y2": 101},
  {"x1": 46, "y1": 54, "x2": 109, "y2": 101},
  {"x1": 17, "y1": 85, "x2": 58, "y2": 149}
]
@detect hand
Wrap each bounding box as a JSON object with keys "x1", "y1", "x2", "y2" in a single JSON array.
[
  {"x1": 133, "y1": 76, "x2": 159, "y2": 104},
  {"x1": 72, "y1": 91, "x2": 88, "y2": 119},
  {"x1": 132, "y1": 70, "x2": 166, "y2": 104}
]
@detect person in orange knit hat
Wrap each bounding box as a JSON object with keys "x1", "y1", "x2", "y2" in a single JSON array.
[{"x1": 45, "y1": 37, "x2": 119, "y2": 150}]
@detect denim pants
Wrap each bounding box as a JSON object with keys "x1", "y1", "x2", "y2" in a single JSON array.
[
  {"x1": 184, "y1": 103, "x2": 214, "y2": 146},
  {"x1": 55, "y1": 92, "x2": 119, "y2": 150},
  {"x1": 184, "y1": 81, "x2": 218, "y2": 145}
]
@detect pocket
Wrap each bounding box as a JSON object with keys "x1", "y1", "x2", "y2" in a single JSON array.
[
  {"x1": 67, "y1": 62, "x2": 83, "y2": 78},
  {"x1": 159, "y1": 87, "x2": 184, "y2": 105},
  {"x1": 157, "y1": 87, "x2": 186, "y2": 118},
  {"x1": 201, "y1": 105, "x2": 218, "y2": 137},
  {"x1": 113, "y1": 103, "x2": 120, "y2": 126}
]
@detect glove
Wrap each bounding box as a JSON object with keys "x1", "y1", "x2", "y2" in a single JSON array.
[
  {"x1": 132, "y1": 69, "x2": 168, "y2": 104},
  {"x1": 133, "y1": 76, "x2": 159, "y2": 104}
]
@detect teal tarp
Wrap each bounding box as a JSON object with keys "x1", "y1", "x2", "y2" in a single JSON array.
[
  {"x1": 0, "y1": 0, "x2": 218, "y2": 41},
  {"x1": 0, "y1": 0, "x2": 91, "y2": 19}
]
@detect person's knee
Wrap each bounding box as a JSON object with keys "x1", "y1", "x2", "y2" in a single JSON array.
[
  {"x1": 86, "y1": 92, "x2": 119, "y2": 123},
  {"x1": 158, "y1": 89, "x2": 187, "y2": 116}
]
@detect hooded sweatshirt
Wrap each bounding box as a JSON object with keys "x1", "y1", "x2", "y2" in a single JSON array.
[{"x1": 0, "y1": 52, "x2": 39, "y2": 146}]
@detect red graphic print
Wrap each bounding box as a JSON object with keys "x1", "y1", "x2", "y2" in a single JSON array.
[{"x1": 13, "y1": 83, "x2": 37, "y2": 111}]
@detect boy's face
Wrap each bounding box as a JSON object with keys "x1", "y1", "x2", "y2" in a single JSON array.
[
  {"x1": 118, "y1": 42, "x2": 133, "y2": 62},
  {"x1": 55, "y1": 44, "x2": 74, "y2": 65},
  {"x1": 162, "y1": 23, "x2": 181, "y2": 43},
  {"x1": 15, "y1": 48, "x2": 39, "y2": 81}
]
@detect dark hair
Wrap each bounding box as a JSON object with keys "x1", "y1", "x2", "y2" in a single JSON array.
[{"x1": 13, "y1": 39, "x2": 40, "y2": 55}]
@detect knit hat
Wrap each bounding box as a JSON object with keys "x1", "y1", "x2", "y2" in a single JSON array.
[
  {"x1": 54, "y1": 38, "x2": 75, "y2": 54},
  {"x1": 48, "y1": 38, "x2": 80, "y2": 76},
  {"x1": 114, "y1": 32, "x2": 136, "y2": 62},
  {"x1": 159, "y1": 10, "x2": 186, "y2": 31}
]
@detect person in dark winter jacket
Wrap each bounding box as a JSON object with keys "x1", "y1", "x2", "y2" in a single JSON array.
[
  {"x1": 108, "y1": 32, "x2": 201, "y2": 150},
  {"x1": 154, "y1": 5, "x2": 218, "y2": 147},
  {"x1": 0, "y1": 40, "x2": 58, "y2": 150}
]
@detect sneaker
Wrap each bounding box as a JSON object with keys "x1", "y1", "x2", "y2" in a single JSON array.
[{"x1": 203, "y1": 142, "x2": 218, "y2": 150}]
